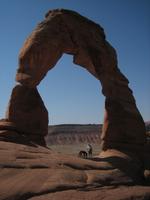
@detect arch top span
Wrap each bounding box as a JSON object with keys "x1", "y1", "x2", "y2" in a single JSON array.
[{"x1": 16, "y1": 9, "x2": 117, "y2": 88}]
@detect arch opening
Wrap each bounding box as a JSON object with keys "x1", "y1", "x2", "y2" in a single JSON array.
[
  {"x1": 38, "y1": 53, "x2": 104, "y2": 147},
  {"x1": 38, "y1": 53, "x2": 104, "y2": 125}
]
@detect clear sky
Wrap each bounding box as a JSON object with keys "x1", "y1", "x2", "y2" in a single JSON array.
[{"x1": 0, "y1": 0, "x2": 149, "y2": 125}]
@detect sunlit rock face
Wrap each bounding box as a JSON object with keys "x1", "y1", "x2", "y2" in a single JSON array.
[
  {"x1": 16, "y1": 9, "x2": 117, "y2": 87},
  {"x1": 15, "y1": 8, "x2": 146, "y2": 152}
]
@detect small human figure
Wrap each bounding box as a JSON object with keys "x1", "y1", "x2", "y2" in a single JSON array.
[{"x1": 86, "y1": 143, "x2": 93, "y2": 158}]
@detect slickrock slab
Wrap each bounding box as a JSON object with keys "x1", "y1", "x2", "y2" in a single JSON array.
[{"x1": 0, "y1": 133, "x2": 150, "y2": 200}]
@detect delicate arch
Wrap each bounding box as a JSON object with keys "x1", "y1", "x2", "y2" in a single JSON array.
[{"x1": 1, "y1": 9, "x2": 146, "y2": 150}]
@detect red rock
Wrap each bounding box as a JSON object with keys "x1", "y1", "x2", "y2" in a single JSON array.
[
  {"x1": 0, "y1": 85, "x2": 48, "y2": 146},
  {"x1": 16, "y1": 9, "x2": 115, "y2": 87},
  {"x1": 101, "y1": 98, "x2": 146, "y2": 153},
  {"x1": 0, "y1": 138, "x2": 149, "y2": 200}
]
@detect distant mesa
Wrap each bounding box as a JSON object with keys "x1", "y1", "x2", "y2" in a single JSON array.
[
  {"x1": 0, "y1": 9, "x2": 149, "y2": 200},
  {"x1": 46, "y1": 124, "x2": 102, "y2": 145},
  {"x1": 46, "y1": 123, "x2": 150, "y2": 145}
]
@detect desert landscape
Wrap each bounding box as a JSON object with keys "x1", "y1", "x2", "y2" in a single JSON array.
[
  {"x1": 0, "y1": 8, "x2": 150, "y2": 200},
  {"x1": 46, "y1": 122, "x2": 150, "y2": 157}
]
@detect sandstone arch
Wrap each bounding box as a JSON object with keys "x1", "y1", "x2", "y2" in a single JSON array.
[
  {"x1": 1, "y1": 9, "x2": 146, "y2": 151},
  {"x1": 0, "y1": 10, "x2": 150, "y2": 198}
]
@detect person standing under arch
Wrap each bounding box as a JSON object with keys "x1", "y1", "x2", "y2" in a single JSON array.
[{"x1": 86, "y1": 143, "x2": 93, "y2": 158}]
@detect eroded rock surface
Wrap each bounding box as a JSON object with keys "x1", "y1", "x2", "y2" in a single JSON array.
[{"x1": 0, "y1": 134, "x2": 150, "y2": 200}]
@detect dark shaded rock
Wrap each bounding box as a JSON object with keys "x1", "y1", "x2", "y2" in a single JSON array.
[
  {"x1": 101, "y1": 98, "x2": 146, "y2": 154},
  {"x1": 144, "y1": 142, "x2": 150, "y2": 184},
  {"x1": 0, "y1": 85, "x2": 48, "y2": 146}
]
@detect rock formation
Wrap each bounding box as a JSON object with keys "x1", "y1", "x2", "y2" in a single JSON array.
[
  {"x1": 15, "y1": 9, "x2": 146, "y2": 152},
  {"x1": 0, "y1": 9, "x2": 149, "y2": 200},
  {"x1": 0, "y1": 85, "x2": 48, "y2": 146}
]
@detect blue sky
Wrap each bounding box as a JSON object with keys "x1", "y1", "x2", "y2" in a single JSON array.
[{"x1": 0, "y1": 0, "x2": 149, "y2": 124}]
